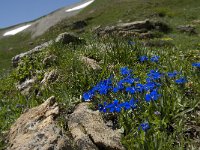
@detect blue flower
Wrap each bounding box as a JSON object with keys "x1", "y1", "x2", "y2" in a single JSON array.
[
  {"x1": 167, "y1": 71, "x2": 178, "y2": 78},
  {"x1": 104, "y1": 99, "x2": 122, "y2": 113},
  {"x1": 145, "y1": 89, "x2": 160, "y2": 102},
  {"x1": 150, "y1": 56, "x2": 160, "y2": 63},
  {"x1": 135, "y1": 83, "x2": 144, "y2": 93},
  {"x1": 120, "y1": 67, "x2": 132, "y2": 76},
  {"x1": 83, "y1": 91, "x2": 93, "y2": 101},
  {"x1": 129, "y1": 98, "x2": 137, "y2": 109},
  {"x1": 126, "y1": 87, "x2": 136, "y2": 94},
  {"x1": 139, "y1": 122, "x2": 150, "y2": 132},
  {"x1": 139, "y1": 56, "x2": 148, "y2": 62},
  {"x1": 192, "y1": 62, "x2": 200, "y2": 68},
  {"x1": 175, "y1": 77, "x2": 187, "y2": 84},
  {"x1": 147, "y1": 70, "x2": 162, "y2": 80},
  {"x1": 144, "y1": 82, "x2": 156, "y2": 91}
]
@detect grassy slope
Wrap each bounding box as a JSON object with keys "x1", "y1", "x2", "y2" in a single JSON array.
[{"x1": 0, "y1": 0, "x2": 200, "y2": 149}]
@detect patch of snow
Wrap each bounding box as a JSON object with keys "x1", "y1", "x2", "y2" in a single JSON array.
[
  {"x1": 66, "y1": 0, "x2": 94, "y2": 12},
  {"x1": 3, "y1": 24, "x2": 31, "y2": 36}
]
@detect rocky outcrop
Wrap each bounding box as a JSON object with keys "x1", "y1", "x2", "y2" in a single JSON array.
[
  {"x1": 55, "y1": 32, "x2": 84, "y2": 45},
  {"x1": 12, "y1": 32, "x2": 83, "y2": 67},
  {"x1": 68, "y1": 103, "x2": 125, "y2": 150},
  {"x1": 7, "y1": 98, "x2": 125, "y2": 150},
  {"x1": 41, "y1": 69, "x2": 58, "y2": 86},
  {"x1": 16, "y1": 77, "x2": 37, "y2": 95},
  {"x1": 79, "y1": 56, "x2": 101, "y2": 70},
  {"x1": 177, "y1": 25, "x2": 197, "y2": 34},
  {"x1": 42, "y1": 54, "x2": 58, "y2": 66},
  {"x1": 94, "y1": 20, "x2": 170, "y2": 37},
  {"x1": 7, "y1": 96, "x2": 74, "y2": 150},
  {"x1": 12, "y1": 40, "x2": 53, "y2": 67}
]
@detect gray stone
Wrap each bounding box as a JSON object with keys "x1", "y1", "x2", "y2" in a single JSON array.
[
  {"x1": 41, "y1": 69, "x2": 58, "y2": 85},
  {"x1": 94, "y1": 20, "x2": 170, "y2": 37},
  {"x1": 16, "y1": 77, "x2": 37, "y2": 95},
  {"x1": 55, "y1": 32, "x2": 84, "y2": 45},
  {"x1": 12, "y1": 32, "x2": 84, "y2": 67},
  {"x1": 68, "y1": 103, "x2": 125, "y2": 150},
  {"x1": 177, "y1": 25, "x2": 197, "y2": 34},
  {"x1": 12, "y1": 40, "x2": 53, "y2": 67},
  {"x1": 79, "y1": 56, "x2": 101, "y2": 70},
  {"x1": 7, "y1": 96, "x2": 74, "y2": 150},
  {"x1": 42, "y1": 54, "x2": 58, "y2": 66}
]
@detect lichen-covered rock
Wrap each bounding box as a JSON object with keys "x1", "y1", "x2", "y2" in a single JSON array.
[
  {"x1": 16, "y1": 77, "x2": 37, "y2": 95},
  {"x1": 68, "y1": 103, "x2": 125, "y2": 150},
  {"x1": 12, "y1": 32, "x2": 84, "y2": 67},
  {"x1": 12, "y1": 40, "x2": 53, "y2": 67},
  {"x1": 177, "y1": 25, "x2": 197, "y2": 34},
  {"x1": 7, "y1": 96, "x2": 74, "y2": 150},
  {"x1": 42, "y1": 54, "x2": 57, "y2": 66},
  {"x1": 94, "y1": 20, "x2": 170, "y2": 37},
  {"x1": 55, "y1": 32, "x2": 84, "y2": 45},
  {"x1": 41, "y1": 69, "x2": 58, "y2": 85},
  {"x1": 79, "y1": 56, "x2": 101, "y2": 70}
]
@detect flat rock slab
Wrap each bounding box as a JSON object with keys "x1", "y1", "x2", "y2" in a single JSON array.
[
  {"x1": 68, "y1": 103, "x2": 125, "y2": 150},
  {"x1": 7, "y1": 96, "x2": 73, "y2": 150}
]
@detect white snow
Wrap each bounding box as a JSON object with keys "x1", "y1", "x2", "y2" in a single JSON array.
[
  {"x1": 66, "y1": 0, "x2": 94, "y2": 12},
  {"x1": 3, "y1": 24, "x2": 31, "y2": 36}
]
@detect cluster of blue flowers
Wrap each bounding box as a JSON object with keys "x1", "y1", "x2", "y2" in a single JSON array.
[
  {"x1": 82, "y1": 55, "x2": 191, "y2": 132},
  {"x1": 140, "y1": 55, "x2": 160, "y2": 63},
  {"x1": 192, "y1": 62, "x2": 200, "y2": 68}
]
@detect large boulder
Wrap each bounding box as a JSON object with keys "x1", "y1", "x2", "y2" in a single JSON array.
[
  {"x1": 7, "y1": 96, "x2": 74, "y2": 150},
  {"x1": 68, "y1": 103, "x2": 125, "y2": 150}
]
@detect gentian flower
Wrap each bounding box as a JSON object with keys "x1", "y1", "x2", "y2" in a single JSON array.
[
  {"x1": 148, "y1": 70, "x2": 162, "y2": 80},
  {"x1": 135, "y1": 83, "x2": 144, "y2": 93},
  {"x1": 129, "y1": 98, "x2": 137, "y2": 109},
  {"x1": 120, "y1": 67, "x2": 132, "y2": 76},
  {"x1": 192, "y1": 62, "x2": 200, "y2": 68},
  {"x1": 175, "y1": 77, "x2": 187, "y2": 84},
  {"x1": 167, "y1": 71, "x2": 178, "y2": 78},
  {"x1": 145, "y1": 89, "x2": 160, "y2": 102},
  {"x1": 150, "y1": 56, "x2": 160, "y2": 63},
  {"x1": 126, "y1": 87, "x2": 136, "y2": 94},
  {"x1": 83, "y1": 91, "x2": 93, "y2": 101},
  {"x1": 139, "y1": 56, "x2": 148, "y2": 62},
  {"x1": 139, "y1": 122, "x2": 150, "y2": 132}
]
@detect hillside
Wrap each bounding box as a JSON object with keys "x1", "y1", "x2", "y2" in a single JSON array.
[{"x1": 0, "y1": 0, "x2": 200, "y2": 149}]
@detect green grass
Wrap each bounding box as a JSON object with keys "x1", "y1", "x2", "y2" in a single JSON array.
[
  {"x1": 0, "y1": 0, "x2": 200, "y2": 149},
  {"x1": 0, "y1": 36, "x2": 199, "y2": 149}
]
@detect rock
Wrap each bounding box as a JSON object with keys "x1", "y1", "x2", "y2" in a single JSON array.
[
  {"x1": 12, "y1": 32, "x2": 84, "y2": 67},
  {"x1": 16, "y1": 77, "x2": 37, "y2": 95},
  {"x1": 79, "y1": 56, "x2": 101, "y2": 70},
  {"x1": 68, "y1": 103, "x2": 125, "y2": 150},
  {"x1": 94, "y1": 20, "x2": 170, "y2": 37},
  {"x1": 41, "y1": 69, "x2": 58, "y2": 85},
  {"x1": 7, "y1": 96, "x2": 74, "y2": 150},
  {"x1": 42, "y1": 54, "x2": 57, "y2": 66},
  {"x1": 12, "y1": 40, "x2": 53, "y2": 67},
  {"x1": 55, "y1": 32, "x2": 84, "y2": 45},
  {"x1": 177, "y1": 25, "x2": 197, "y2": 34},
  {"x1": 72, "y1": 20, "x2": 87, "y2": 30}
]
